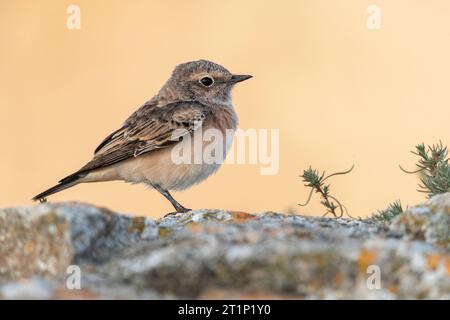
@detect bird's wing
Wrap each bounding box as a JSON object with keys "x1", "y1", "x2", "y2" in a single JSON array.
[{"x1": 76, "y1": 101, "x2": 211, "y2": 175}]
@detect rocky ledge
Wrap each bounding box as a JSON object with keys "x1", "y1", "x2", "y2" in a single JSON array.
[{"x1": 0, "y1": 194, "x2": 449, "y2": 299}]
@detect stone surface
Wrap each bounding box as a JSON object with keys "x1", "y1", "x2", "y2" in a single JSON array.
[
  {"x1": 390, "y1": 193, "x2": 450, "y2": 248},
  {"x1": 0, "y1": 206, "x2": 73, "y2": 282},
  {"x1": 1, "y1": 195, "x2": 450, "y2": 299}
]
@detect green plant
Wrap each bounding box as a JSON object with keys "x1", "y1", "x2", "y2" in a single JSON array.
[
  {"x1": 371, "y1": 200, "x2": 403, "y2": 222},
  {"x1": 299, "y1": 165, "x2": 354, "y2": 218},
  {"x1": 400, "y1": 142, "x2": 450, "y2": 197}
]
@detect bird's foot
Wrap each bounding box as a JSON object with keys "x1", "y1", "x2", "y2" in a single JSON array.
[{"x1": 163, "y1": 207, "x2": 191, "y2": 217}]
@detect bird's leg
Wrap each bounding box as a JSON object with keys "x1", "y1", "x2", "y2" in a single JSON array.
[{"x1": 151, "y1": 183, "x2": 191, "y2": 215}]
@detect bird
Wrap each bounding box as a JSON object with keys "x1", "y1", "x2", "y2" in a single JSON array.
[{"x1": 33, "y1": 60, "x2": 252, "y2": 214}]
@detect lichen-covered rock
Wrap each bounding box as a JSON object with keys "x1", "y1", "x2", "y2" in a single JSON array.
[
  {"x1": 0, "y1": 201, "x2": 449, "y2": 299},
  {"x1": 390, "y1": 193, "x2": 450, "y2": 248},
  {"x1": 0, "y1": 206, "x2": 73, "y2": 282},
  {"x1": 98, "y1": 213, "x2": 450, "y2": 299},
  {"x1": 45, "y1": 203, "x2": 159, "y2": 263},
  {"x1": 0, "y1": 202, "x2": 158, "y2": 282}
]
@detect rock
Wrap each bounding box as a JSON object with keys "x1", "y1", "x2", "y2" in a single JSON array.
[
  {"x1": 390, "y1": 193, "x2": 450, "y2": 248},
  {"x1": 0, "y1": 199, "x2": 450, "y2": 299},
  {"x1": 46, "y1": 202, "x2": 159, "y2": 263},
  {"x1": 0, "y1": 206, "x2": 73, "y2": 282},
  {"x1": 0, "y1": 202, "x2": 158, "y2": 281},
  {"x1": 99, "y1": 213, "x2": 449, "y2": 299},
  {"x1": 0, "y1": 278, "x2": 55, "y2": 300}
]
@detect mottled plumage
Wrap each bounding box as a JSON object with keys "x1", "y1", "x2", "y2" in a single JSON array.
[{"x1": 33, "y1": 60, "x2": 251, "y2": 214}]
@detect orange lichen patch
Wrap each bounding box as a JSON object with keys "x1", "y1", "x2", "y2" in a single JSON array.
[
  {"x1": 24, "y1": 242, "x2": 34, "y2": 255},
  {"x1": 427, "y1": 253, "x2": 441, "y2": 270},
  {"x1": 158, "y1": 227, "x2": 171, "y2": 237},
  {"x1": 187, "y1": 223, "x2": 223, "y2": 234},
  {"x1": 308, "y1": 280, "x2": 322, "y2": 293},
  {"x1": 357, "y1": 249, "x2": 377, "y2": 273},
  {"x1": 128, "y1": 216, "x2": 147, "y2": 234},
  {"x1": 82, "y1": 265, "x2": 97, "y2": 273},
  {"x1": 444, "y1": 257, "x2": 450, "y2": 275},
  {"x1": 333, "y1": 271, "x2": 344, "y2": 286},
  {"x1": 427, "y1": 254, "x2": 450, "y2": 274},
  {"x1": 187, "y1": 222, "x2": 204, "y2": 234},
  {"x1": 54, "y1": 288, "x2": 99, "y2": 300},
  {"x1": 229, "y1": 211, "x2": 257, "y2": 223},
  {"x1": 387, "y1": 283, "x2": 398, "y2": 294}
]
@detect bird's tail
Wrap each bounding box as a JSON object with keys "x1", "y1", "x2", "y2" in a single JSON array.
[{"x1": 32, "y1": 172, "x2": 85, "y2": 202}]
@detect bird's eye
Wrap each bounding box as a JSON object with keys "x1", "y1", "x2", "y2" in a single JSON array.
[{"x1": 199, "y1": 76, "x2": 214, "y2": 87}]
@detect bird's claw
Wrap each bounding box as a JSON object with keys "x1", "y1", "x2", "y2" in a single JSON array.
[{"x1": 163, "y1": 207, "x2": 191, "y2": 217}]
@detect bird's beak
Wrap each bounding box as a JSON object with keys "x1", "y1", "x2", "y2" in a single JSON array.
[{"x1": 229, "y1": 74, "x2": 253, "y2": 84}]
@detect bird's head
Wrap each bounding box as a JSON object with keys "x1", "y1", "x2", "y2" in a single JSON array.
[{"x1": 160, "y1": 60, "x2": 252, "y2": 107}]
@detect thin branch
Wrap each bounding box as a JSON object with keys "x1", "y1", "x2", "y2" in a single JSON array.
[
  {"x1": 323, "y1": 164, "x2": 355, "y2": 182},
  {"x1": 298, "y1": 188, "x2": 314, "y2": 207},
  {"x1": 327, "y1": 195, "x2": 343, "y2": 218},
  {"x1": 398, "y1": 165, "x2": 423, "y2": 174}
]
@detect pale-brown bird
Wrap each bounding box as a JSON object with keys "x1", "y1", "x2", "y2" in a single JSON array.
[{"x1": 33, "y1": 60, "x2": 252, "y2": 214}]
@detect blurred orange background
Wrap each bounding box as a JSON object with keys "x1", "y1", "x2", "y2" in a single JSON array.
[{"x1": 1, "y1": 0, "x2": 450, "y2": 218}]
